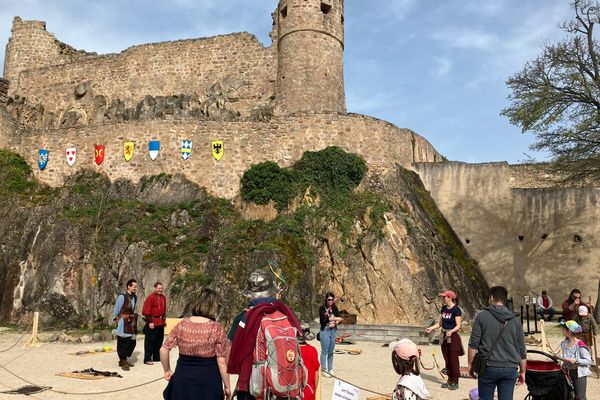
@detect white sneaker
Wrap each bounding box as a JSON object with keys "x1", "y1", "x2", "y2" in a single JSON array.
[
  {"x1": 321, "y1": 371, "x2": 331, "y2": 377},
  {"x1": 328, "y1": 369, "x2": 335, "y2": 376}
]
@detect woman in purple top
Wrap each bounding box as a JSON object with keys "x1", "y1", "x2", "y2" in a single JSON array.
[{"x1": 424, "y1": 290, "x2": 463, "y2": 390}]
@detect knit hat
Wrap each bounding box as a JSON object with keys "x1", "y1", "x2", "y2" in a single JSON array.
[
  {"x1": 561, "y1": 320, "x2": 583, "y2": 334},
  {"x1": 389, "y1": 338, "x2": 418, "y2": 360},
  {"x1": 578, "y1": 305, "x2": 589, "y2": 316}
]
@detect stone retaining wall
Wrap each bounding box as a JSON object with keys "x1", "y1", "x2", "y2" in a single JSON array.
[{"x1": 5, "y1": 113, "x2": 442, "y2": 198}]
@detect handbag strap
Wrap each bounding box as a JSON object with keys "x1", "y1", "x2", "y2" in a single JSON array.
[{"x1": 485, "y1": 310, "x2": 511, "y2": 358}]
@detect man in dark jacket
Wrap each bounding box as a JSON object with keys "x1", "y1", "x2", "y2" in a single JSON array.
[{"x1": 468, "y1": 286, "x2": 526, "y2": 400}]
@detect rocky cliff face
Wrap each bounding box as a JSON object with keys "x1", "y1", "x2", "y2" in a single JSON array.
[{"x1": 0, "y1": 155, "x2": 487, "y2": 329}]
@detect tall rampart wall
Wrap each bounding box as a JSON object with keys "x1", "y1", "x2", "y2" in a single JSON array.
[
  {"x1": 10, "y1": 33, "x2": 276, "y2": 117},
  {"x1": 414, "y1": 162, "x2": 600, "y2": 303},
  {"x1": 4, "y1": 113, "x2": 442, "y2": 198}
]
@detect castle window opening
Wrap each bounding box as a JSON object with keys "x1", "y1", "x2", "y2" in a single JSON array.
[
  {"x1": 280, "y1": 5, "x2": 288, "y2": 19},
  {"x1": 321, "y1": 2, "x2": 332, "y2": 14},
  {"x1": 573, "y1": 234, "x2": 582, "y2": 243},
  {"x1": 465, "y1": 239, "x2": 470, "y2": 244},
  {"x1": 518, "y1": 235, "x2": 524, "y2": 241},
  {"x1": 541, "y1": 233, "x2": 548, "y2": 240}
]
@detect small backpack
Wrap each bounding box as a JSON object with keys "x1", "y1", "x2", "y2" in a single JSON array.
[{"x1": 249, "y1": 310, "x2": 307, "y2": 399}]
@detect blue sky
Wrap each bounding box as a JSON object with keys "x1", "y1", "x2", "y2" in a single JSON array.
[{"x1": 0, "y1": 1, "x2": 573, "y2": 163}]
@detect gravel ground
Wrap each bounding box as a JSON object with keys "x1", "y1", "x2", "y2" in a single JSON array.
[{"x1": 0, "y1": 327, "x2": 597, "y2": 400}]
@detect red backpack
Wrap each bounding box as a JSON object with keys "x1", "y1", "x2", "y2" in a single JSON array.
[{"x1": 249, "y1": 310, "x2": 307, "y2": 399}]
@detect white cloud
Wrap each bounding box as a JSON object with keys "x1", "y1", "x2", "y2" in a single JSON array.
[
  {"x1": 383, "y1": 0, "x2": 418, "y2": 20},
  {"x1": 431, "y1": 57, "x2": 452, "y2": 78},
  {"x1": 432, "y1": 28, "x2": 499, "y2": 51},
  {"x1": 464, "y1": 0, "x2": 504, "y2": 18}
]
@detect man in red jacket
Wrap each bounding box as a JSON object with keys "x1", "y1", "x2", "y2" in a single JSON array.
[{"x1": 141, "y1": 282, "x2": 167, "y2": 365}]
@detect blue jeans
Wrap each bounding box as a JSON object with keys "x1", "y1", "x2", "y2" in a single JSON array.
[
  {"x1": 320, "y1": 327, "x2": 337, "y2": 372},
  {"x1": 538, "y1": 307, "x2": 555, "y2": 321},
  {"x1": 478, "y1": 366, "x2": 518, "y2": 400}
]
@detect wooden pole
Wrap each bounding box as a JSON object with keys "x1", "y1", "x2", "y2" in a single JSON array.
[
  {"x1": 24, "y1": 311, "x2": 40, "y2": 348},
  {"x1": 540, "y1": 320, "x2": 548, "y2": 353},
  {"x1": 316, "y1": 367, "x2": 321, "y2": 400},
  {"x1": 593, "y1": 333, "x2": 599, "y2": 379}
]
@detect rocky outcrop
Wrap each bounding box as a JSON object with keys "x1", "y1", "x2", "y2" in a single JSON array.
[
  {"x1": 0, "y1": 78, "x2": 8, "y2": 105},
  {"x1": 309, "y1": 167, "x2": 488, "y2": 323},
  {"x1": 0, "y1": 163, "x2": 487, "y2": 330},
  {"x1": 4, "y1": 78, "x2": 275, "y2": 129}
]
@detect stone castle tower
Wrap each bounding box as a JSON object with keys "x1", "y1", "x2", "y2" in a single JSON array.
[
  {"x1": 274, "y1": 0, "x2": 345, "y2": 114},
  {"x1": 3, "y1": 18, "x2": 53, "y2": 86},
  {"x1": 3, "y1": 17, "x2": 93, "y2": 95}
]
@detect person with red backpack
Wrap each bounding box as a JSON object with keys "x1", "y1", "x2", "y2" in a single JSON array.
[
  {"x1": 227, "y1": 269, "x2": 306, "y2": 400},
  {"x1": 560, "y1": 320, "x2": 593, "y2": 400}
]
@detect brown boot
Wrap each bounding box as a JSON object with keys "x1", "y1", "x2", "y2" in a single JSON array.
[{"x1": 119, "y1": 359, "x2": 129, "y2": 371}]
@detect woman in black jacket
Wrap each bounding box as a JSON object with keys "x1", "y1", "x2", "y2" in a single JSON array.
[{"x1": 319, "y1": 292, "x2": 343, "y2": 377}]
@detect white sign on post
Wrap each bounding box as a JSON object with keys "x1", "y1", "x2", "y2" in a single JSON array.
[{"x1": 331, "y1": 379, "x2": 360, "y2": 400}]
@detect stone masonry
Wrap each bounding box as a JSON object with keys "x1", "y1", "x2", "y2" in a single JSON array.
[{"x1": 5, "y1": 114, "x2": 441, "y2": 198}]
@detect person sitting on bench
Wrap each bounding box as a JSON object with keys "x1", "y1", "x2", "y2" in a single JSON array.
[{"x1": 537, "y1": 290, "x2": 555, "y2": 321}]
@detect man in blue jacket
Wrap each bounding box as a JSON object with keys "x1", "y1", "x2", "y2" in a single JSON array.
[{"x1": 112, "y1": 279, "x2": 138, "y2": 371}]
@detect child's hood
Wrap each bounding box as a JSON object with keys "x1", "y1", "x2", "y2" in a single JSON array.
[{"x1": 397, "y1": 374, "x2": 430, "y2": 399}]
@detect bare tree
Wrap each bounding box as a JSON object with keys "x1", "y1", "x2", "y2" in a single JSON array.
[{"x1": 502, "y1": 0, "x2": 600, "y2": 184}]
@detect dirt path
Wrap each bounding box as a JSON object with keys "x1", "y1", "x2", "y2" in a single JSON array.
[{"x1": 0, "y1": 330, "x2": 597, "y2": 400}]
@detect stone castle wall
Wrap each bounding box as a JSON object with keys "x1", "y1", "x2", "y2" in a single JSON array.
[
  {"x1": 414, "y1": 162, "x2": 600, "y2": 302},
  {"x1": 11, "y1": 33, "x2": 276, "y2": 118},
  {"x1": 3, "y1": 17, "x2": 96, "y2": 89},
  {"x1": 509, "y1": 163, "x2": 564, "y2": 188},
  {"x1": 5, "y1": 113, "x2": 442, "y2": 198}
]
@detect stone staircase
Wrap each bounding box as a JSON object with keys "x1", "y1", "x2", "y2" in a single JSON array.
[{"x1": 333, "y1": 324, "x2": 432, "y2": 345}]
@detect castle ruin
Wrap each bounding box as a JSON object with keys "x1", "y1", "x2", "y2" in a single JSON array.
[{"x1": 0, "y1": 0, "x2": 598, "y2": 305}]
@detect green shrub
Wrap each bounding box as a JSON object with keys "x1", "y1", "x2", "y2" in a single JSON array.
[
  {"x1": 0, "y1": 150, "x2": 36, "y2": 194},
  {"x1": 294, "y1": 146, "x2": 367, "y2": 197},
  {"x1": 240, "y1": 161, "x2": 296, "y2": 210}
]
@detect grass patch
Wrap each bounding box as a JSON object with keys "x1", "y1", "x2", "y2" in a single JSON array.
[{"x1": 0, "y1": 150, "x2": 37, "y2": 195}]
